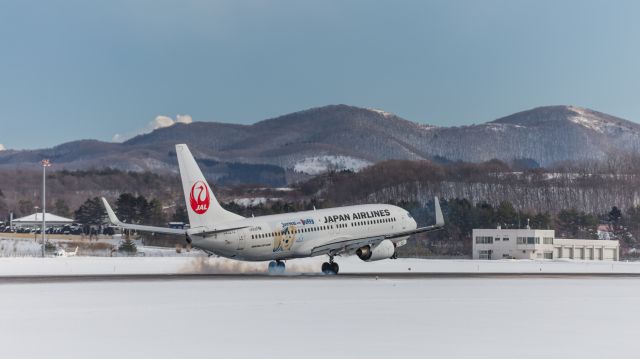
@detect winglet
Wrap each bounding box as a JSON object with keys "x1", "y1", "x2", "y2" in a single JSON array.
[
  {"x1": 434, "y1": 197, "x2": 444, "y2": 227},
  {"x1": 101, "y1": 197, "x2": 122, "y2": 226}
]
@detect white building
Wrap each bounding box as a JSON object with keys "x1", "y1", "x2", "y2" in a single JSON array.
[
  {"x1": 472, "y1": 228, "x2": 619, "y2": 261},
  {"x1": 12, "y1": 212, "x2": 74, "y2": 228}
]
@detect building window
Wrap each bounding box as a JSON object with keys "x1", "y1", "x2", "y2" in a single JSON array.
[
  {"x1": 503, "y1": 237, "x2": 509, "y2": 241},
  {"x1": 475, "y1": 236, "x2": 493, "y2": 244},
  {"x1": 517, "y1": 237, "x2": 526, "y2": 244},
  {"x1": 543, "y1": 237, "x2": 553, "y2": 244}
]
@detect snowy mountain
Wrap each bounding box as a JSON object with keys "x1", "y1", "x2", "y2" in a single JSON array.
[
  {"x1": 1, "y1": 105, "x2": 639, "y2": 183},
  {"x1": 421, "y1": 105, "x2": 640, "y2": 166}
]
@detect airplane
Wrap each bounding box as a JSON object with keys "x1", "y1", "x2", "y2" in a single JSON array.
[
  {"x1": 101, "y1": 144, "x2": 444, "y2": 274},
  {"x1": 55, "y1": 246, "x2": 78, "y2": 257}
]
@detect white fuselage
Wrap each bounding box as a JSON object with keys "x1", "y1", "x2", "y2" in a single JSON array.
[{"x1": 188, "y1": 204, "x2": 417, "y2": 261}]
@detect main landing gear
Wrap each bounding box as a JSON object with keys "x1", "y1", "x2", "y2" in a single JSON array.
[
  {"x1": 321, "y1": 256, "x2": 339, "y2": 275},
  {"x1": 268, "y1": 260, "x2": 286, "y2": 274}
]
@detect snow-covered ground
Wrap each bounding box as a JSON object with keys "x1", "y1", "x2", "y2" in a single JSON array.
[
  {"x1": 293, "y1": 155, "x2": 371, "y2": 175},
  {"x1": 0, "y1": 236, "x2": 199, "y2": 257},
  {"x1": 1, "y1": 256, "x2": 640, "y2": 277},
  {"x1": 2, "y1": 235, "x2": 640, "y2": 276},
  {"x1": 1, "y1": 277, "x2": 638, "y2": 359}
]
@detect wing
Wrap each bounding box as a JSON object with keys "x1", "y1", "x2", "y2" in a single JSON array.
[
  {"x1": 310, "y1": 234, "x2": 386, "y2": 257},
  {"x1": 310, "y1": 197, "x2": 445, "y2": 257},
  {"x1": 189, "y1": 226, "x2": 251, "y2": 238},
  {"x1": 101, "y1": 197, "x2": 187, "y2": 235}
]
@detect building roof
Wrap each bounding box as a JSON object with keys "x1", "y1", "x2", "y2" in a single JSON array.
[
  {"x1": 12, "y1": 212, "x2": 74, "y2": 224},
  {"x1": 597, "y1": 224, "x2": 613, "y2": 232}
]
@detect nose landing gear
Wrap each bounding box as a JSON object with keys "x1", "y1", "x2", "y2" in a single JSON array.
[
  {"x1": 268, "y1": 260, "x2": 286, "y2": 274},
  {"x1": 321, "y1": 255, "x2": 339, "y2": 275}
]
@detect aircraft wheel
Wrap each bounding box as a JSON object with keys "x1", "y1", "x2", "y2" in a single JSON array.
[
  {"x1": 330, "y1": 262, "x2": 339, "y2": 274},
  {"x1": 322, "y1": 262, "x2": 338, "y2": 275},
  {"x1": 268, "y1": 261, "x2": 278, "y2": 274},
  {"x1": 321, "y1": 262, "x2": 331, "y2": 274}
]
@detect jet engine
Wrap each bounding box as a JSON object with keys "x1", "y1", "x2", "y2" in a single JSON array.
[{"x1": 356, "y1": 240, "x2": 395, "y2": 262}]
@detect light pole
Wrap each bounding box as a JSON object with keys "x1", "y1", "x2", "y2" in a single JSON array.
[
  {"x1": 33, "y1": 206, "x2": 40, "y2": 242},
  {"x1": 41, "y1": 159, "x2": 51, "y2": 257}
]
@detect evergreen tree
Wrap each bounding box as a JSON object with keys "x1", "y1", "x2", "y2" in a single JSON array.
[
  {"x1": 171, "y1": 205, "x2": 188, "y2": 223},
  {"x1": 74, "y1": 197, "x2": 105, "y2": 225},
  {"x1": 135, "y1": 195, "x2": 151, "y2": 222},
  {"x1": 53, "y1": 199, "x2": 71, "y2": 218},
  {"x1": 608, "y1": 206, "x2": 622, "y2": 225},
  {"x1": 147, "y1": 199, "x2": 166, "y2": 226},
  {"x1": 115, "y1": 193, "x2": 139, "y2": 223},
  {"x1": 530, "y1": 212, "x2": 551, "y2": 229},
  {"x1": 118, "y1": 238, "x2": 137, "y2": 253},
  {"x1": 495, "y1": 201, "x2": 517, "y2": 228}
]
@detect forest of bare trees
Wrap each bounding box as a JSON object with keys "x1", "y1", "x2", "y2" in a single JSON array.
[{"x1": 311, "y1": 155, "x2": 640, "y2": 215}]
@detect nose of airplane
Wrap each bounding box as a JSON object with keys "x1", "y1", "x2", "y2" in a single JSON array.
[{"x1": 405, "y1": 211, "x2": 417, "y2": 229}]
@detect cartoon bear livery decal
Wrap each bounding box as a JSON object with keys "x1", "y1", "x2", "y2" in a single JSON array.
[{"x1": 273, "y1": 225, "x2": 298, "y2": 252}]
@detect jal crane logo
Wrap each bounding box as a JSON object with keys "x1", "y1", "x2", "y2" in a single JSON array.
[{"x1": 189, "y1": 181, "x2": 211, "y2": 214}]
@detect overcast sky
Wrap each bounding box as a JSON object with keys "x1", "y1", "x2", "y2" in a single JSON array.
[{"x1": 1, "y1": 0, "x2": 640, "y2": 149}]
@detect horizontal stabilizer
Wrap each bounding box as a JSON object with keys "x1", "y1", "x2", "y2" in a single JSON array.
[{"x1": 101, "y1": 197, "x2": 187, "y2": 235}]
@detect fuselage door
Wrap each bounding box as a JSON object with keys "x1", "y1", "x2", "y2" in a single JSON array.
[{"x1": 237, "y1": 231, "x2": 246, "y2": 250}]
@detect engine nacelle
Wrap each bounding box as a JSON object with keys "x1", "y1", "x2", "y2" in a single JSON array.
[{"x1": 356, "y1": 240, "x2": 395, "y2": 262}]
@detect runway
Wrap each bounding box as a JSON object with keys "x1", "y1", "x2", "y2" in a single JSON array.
[
  {"x1": 3, "y1": 271, "x2": 640, "y2": 284},
  {"x1": 2, "y1": 274, "x2": 639, "y2": 359},
  {"x1": 3, "y1": 256, "x2": 640, "y2": 278}
]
